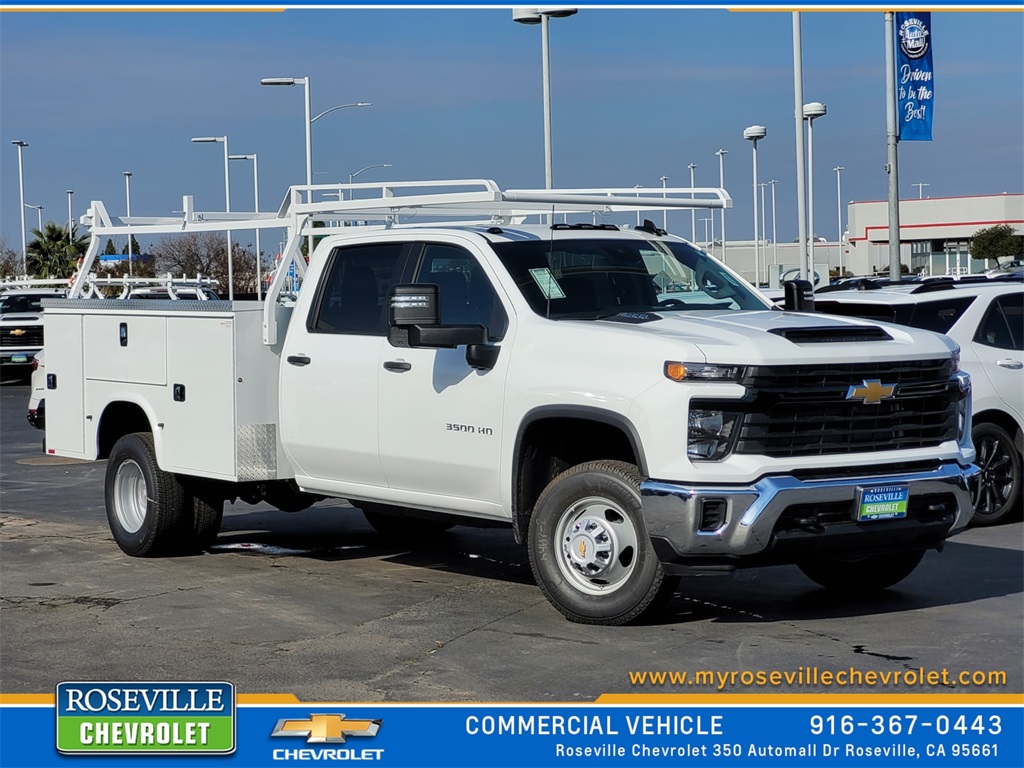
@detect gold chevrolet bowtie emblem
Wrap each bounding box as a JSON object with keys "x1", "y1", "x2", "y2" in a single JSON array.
[
  {"x1": 578, "y1": 540, "x2": 587, "y2": 558},
  {"x1": 9, "y1": 329, "x2": 26, "y2": 336},
  {"x1": 846, "y1": 379, "x2": 896, "y2": 405},
  {"x1": 271, "y1": 714, "x2": 382, "y2": 744}
]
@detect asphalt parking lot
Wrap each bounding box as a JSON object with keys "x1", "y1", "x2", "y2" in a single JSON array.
[{"x1": 2, "y1": 377, "x2": 1022, "y2": 701}]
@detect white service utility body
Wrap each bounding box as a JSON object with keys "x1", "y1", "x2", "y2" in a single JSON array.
[{"x1": 44, "y1": 179, "x2": 979, "y2": 624}]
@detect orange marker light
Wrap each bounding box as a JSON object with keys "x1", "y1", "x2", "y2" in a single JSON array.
[{"x1": 665, "y1": 362, "x2": 687, "y2": 382}]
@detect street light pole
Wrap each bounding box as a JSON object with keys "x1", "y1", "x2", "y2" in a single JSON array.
[
  {"x1": 743, "y1": 125, "x2": 766, "y2": 285},
  {"x1": 261, "y1": 77, "x2": 372, "y2": 256},
  {"x1": 913, "y1": 182, "x2": 930, "y2": 199},
  {"x1": 513, "y1": 7, "x2": 578, "y2": 208},
  {"x1": 769, "y1": 179, "x2": 779, "y2": 274},
  {"x1": 792, "y1": 13, "x2": 809, "y2": 282},
  {"x1": 66, "y1": 189, "x2": 74, "y2": 246},
  {"x1": 803, "y1": 102, "x2": 827, "y2": 284},
  {"x1": 348, "y1": 163, "x2": 394, "y2": 199},
  {"x1": 660, "y1": 175, "x2": 669, "y2": 230},
  {"x1": 229, "y1": 153, "x2": 262, "y2": 300},
  {"x1": 191, "y1": 136, "x2": 233, "y2": 299},
  {"x1": 688, "y1": 162, "x2": 697, "y2": 243},
  {"x1": 26, "y1": 204, "x2": 43, "y2": 232},
  {"x1": 123, "y1": 171, "x2": 133, "y2": 275},
  {"x1": 715, "y1": 149, "x2": 728, "y2": 263},
  {"x1": 833, "y1": 166, "x2": 845, "y2": 275},
  {"x1": 11, "y1": 140, "x2": 28, "y2": 275},
  {"x1": 759, "y1": 183, "x2": 767, "y2": 273}
]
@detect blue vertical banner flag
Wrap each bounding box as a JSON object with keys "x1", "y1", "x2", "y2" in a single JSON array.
[{"x1": 895, "y1": 12, "x2": 934, "y2": 141}]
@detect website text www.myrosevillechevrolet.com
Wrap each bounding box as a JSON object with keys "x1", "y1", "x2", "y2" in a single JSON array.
[{"x1": 628, "y1": 667, "x2": 1008, "y2": 691}]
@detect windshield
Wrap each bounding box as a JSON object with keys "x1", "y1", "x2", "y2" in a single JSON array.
[
  {"x1": 491, "y1": 237, "x2": 769, "y2": 319},
  {"x1": 0, "y1": 294, "x2": 45, "y2": 314}
]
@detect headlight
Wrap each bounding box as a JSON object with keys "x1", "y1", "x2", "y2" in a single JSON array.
[
  {"x1": 687, "y1": 409, "x2": 740, "y2": 461},
  {"x1": 665, "y1": 361, "x2": 744, "y2": 382}
]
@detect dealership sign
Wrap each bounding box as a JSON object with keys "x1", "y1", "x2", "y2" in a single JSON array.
[{"x1": 896, "y1": 12, "x2": 934, "y2": 141}]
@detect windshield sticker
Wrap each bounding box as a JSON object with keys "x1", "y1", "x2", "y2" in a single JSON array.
[{"x1": 528, "y1": 268, "x2": 566, "y2": 300}]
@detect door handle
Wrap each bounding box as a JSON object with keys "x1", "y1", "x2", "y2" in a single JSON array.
[
  {"x1": 383, "y1": 360, "x2": 412, "y2": 372},
  {"x1": 287, "y1": 355, "x2": 311, "y2": 367},
  {"x1": 996, "y1": 359, "x2": 1023, "y2": 370}
]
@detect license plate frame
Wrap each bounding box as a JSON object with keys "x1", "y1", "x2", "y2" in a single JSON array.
[{"x1": 854, "y1": 483, "x2": 910, "y2": 522}]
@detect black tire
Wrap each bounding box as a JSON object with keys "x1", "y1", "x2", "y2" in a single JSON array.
[
  {"x1": 104, "y1": 432, "x2": 187, "y2": 557},
  {"x1": 360, "y1": 503, "x2": 454, "y2": 540},
  {"x1": 798, "y1": 550, "x2": 926, "y2": 593},
  {"x1": 527, "y1": 460, "x2": 677, "y2": 625},
  {"x1": 970, "y1": 422, "x2": 1022, "y2": 527},
  {"x1": 180, "y1": 490, "x2": 224, "y2": 552}
]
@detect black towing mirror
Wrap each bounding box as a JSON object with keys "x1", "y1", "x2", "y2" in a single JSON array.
[
  {"x1": 388, "y1": 284, "x2": 499, "y2": 370},
  {"x1": 783, "y1": 279, "x2": 815, "y2": 312}
]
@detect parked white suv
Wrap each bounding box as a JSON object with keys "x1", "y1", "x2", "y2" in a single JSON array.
[{"x1": 816, "y1": 277, "x2": 1023, "y2": 525}]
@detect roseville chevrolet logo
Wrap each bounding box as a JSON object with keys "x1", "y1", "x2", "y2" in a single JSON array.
[
  {"x1": 845, "y1": 379, "x2": 896, "y2": 405},
  {"x1": 271, "y1": 715, "x2": 382, "y2": 744}
]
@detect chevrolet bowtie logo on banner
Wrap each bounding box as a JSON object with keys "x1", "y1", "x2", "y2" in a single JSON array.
[
  {"x1": 846, "y1": 379, "x2": 897, "y2": 405},
  {"x1": 271, "y1": 714, "x2": 382, "y2": 744}
]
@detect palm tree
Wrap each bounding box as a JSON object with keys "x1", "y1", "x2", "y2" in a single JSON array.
[{"x1": 27, "y1": 222, "x2": 89, "y2": 278}]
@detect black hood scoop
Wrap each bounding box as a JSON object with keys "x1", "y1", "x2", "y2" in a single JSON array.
[{"x1": 768, "y1": 325, "x2": 893, "y2": 343}]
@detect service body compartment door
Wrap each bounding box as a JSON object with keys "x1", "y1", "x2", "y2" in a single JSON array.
[
  {"x1": 162, "y1": 316, "x2": 237, "y2": 477},
  {"x1": 83, "y1": 314, "x2": 167, "y2": 385},
  {"x1": 44, "y1": 312, "x2": 86, "y2": 457}
]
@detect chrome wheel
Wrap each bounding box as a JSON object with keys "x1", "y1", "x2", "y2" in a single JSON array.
[
  {"x1": 113, "y1": 459, "x2": 148, "y2": 534},
  {"x1": 555, "y1": 495, "x2": 639, "y2": 596}
]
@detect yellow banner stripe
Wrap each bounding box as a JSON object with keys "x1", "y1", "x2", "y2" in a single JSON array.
[{"x1": 596, "y1": 693, "x2": 1024, "y2": 705}]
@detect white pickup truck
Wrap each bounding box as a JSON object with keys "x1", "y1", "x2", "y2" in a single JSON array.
[{"x1": 43, "y1": 180, "x2": 979, "y2": 625}]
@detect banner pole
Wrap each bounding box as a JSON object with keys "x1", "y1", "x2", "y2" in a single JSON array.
[{"x1": 885, "y1": 11, "x2": 902, "y2": 281}]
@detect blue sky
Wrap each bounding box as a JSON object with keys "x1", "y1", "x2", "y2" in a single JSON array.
[{"x1": 1, "y1": 8, "x2": 1021, "y2": 251}]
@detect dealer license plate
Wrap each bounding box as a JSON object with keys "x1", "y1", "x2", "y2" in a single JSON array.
[
  {"x1": 10, "y1": 354, "x2": 28, "y2": 363},
  {"x1": 854, "y1": 483, "x2": 910, "y2": 521}
]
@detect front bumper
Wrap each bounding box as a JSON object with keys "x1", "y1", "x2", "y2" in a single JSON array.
[{"x1": 640, "y1": 461, "x2": 979, "y2": 568}]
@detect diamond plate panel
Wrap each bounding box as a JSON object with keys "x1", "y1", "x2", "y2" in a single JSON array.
[{"x1": 235, "y1": 423, "x2": 278, "y2": 481}]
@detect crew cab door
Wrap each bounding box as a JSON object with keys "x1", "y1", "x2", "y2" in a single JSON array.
[
  {"x1": 279, "y1": 242, "x2": 410, "y2": 492},
  {"x1": 377, "y1": 241, "x2": 512, "y2": 506}
]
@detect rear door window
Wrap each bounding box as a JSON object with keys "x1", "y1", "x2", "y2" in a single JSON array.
[
  {"x1": 310, "y1": 243, "x2": 409, "y2": 335},
  {"x1": 973, "y1": 293, "x2": 1023, "y2": 351},
  {"x1": 905, "y1": 296, "x2": 976, "y2": 334}
]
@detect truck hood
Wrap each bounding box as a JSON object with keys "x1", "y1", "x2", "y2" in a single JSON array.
[{"x1": 588, "y1": 309, "x2": 956, "y2": 364}]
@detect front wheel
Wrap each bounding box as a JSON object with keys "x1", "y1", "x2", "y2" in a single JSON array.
[
  {"x1": 798, "y1": 550, "x2": 926, "y2": 593},
  {"x1": 528, "y1": 460, "x2": 677, "y2": 625}
]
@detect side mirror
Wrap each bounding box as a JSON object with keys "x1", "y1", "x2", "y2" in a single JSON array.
[
  {"x1": 783, "y1": 279, "x2": 815, "y2": 312},
  {"x1": 390, "y1": 284, "x2": 440, "y2": 327},
  {"x1": 388, "y1": 284, "x2": 497, "y2": 370}
]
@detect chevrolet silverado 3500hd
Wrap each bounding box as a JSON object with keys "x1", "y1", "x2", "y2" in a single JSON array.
[{"x1": 42, "y1": 180, "x2": 978, "y2": 624}]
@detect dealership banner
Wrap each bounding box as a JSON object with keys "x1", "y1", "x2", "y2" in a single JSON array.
[
  {"x1": 895, "y1": 12, "x2": 935, "y2": 141},
  {"x1": 2, "y1": 688, "x2": 1022, "y2": 768}
]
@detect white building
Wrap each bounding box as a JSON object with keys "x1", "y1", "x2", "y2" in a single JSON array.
[{"x1": 845, "y1": 193, "x2": 1023, "y2": 276}]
